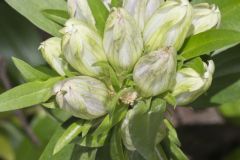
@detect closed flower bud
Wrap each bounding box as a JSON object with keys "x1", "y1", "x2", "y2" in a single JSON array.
[
  {"x1": 190, "y1": 3, "x2": 221, "y2": 35},
  {"x1": 133, "y1": 47, "x2": 177, "y2": 97},
  {"x1": 62, "y1": 19, "x2": 107, "y2": 77},
  {"x1": 123, "y1": 0, "x2": 164, "y2": 30},
  {"x1": 39, "y1": 37, "x2": 68, "y2": 76},
  {"x1": 143, "y1": 0, "x2": 192, "y2": 52},
  {"x1": 67, "y1": 0, "x2": 95, "y2": 26},
  {"x1": 172, "y1": 60, "x2": 215, "y2": 105},
  {"x1": 103, "y1": 8, "x2": 143, "y2": 74},
  {"x1": 53, "y1": 76, "x2": 108, "y2": 120}
]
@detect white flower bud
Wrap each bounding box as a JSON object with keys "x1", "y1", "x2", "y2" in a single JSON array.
[
  {"x1": 62, "y1": 19, "x2": 107, "y2": 77},
  {"x1": 143, "y1": 0, "x2": 192, "y2": 52},
  {"x1": 123, "y1": 0, "x2": 164, "y2": 30},
  {"x1": 173, "y1": 60, "x2": 215, "y2": 105},
  {"x1": 53, "y1": 76, "x2": 108, "y2": 120},
  {"x1": 67, "y1": 0, "x2": 95, "y2": 26},
  {"x1": 39, "y1": 37, "x2": 68, "y2": 76},
  {"x1": 103, "y1": 8, "x2": 143, "y2": 74},
  {"x1": 133, "y1": 47, "x2": 177, "y2": 97},
  {"x1": 190, "y1": 3, "x2": 221, "y2": 35}
]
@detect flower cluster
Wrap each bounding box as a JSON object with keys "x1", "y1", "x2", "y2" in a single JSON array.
[{"x1": 39, "y1": 0, "x2": 220, "y2": 152}]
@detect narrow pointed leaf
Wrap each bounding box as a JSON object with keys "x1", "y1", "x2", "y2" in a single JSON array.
[
  {"x1": 0, "y1": 77, "x2": 61, "y2": 112},
  {"x1": 5, "y1": 0, "x2": 67, "y2": 36},
  {"x1": 110, "y1": 125, "x2": 126, "y2": 160},
  {"x1": 87, "y1": 0, "x2": 109, "y2": 36},
  {"x1": 180, "y1": 29, "x2": 240, "y2": 60},
  {"x1": 42, "y1": 9, "x2": 69, "y2": 26},
  {"x1": 54, "y1": 120, "x2": 84, "y2": 155},
  {"x1": 13, "y1": 57, "x2": 51, "y2": 81}
]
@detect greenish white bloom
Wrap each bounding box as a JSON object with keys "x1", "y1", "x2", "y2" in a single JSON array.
[
  {"x1": 123, "y1": 0, "x2": 164, "y2": 30},
  {"x1": 62, "y1": 19, "x2": 107, "y2": 77},
  {"x1": 172, "y1": 60, "x2": 215, "y2": 105},
  {"x1": 190, "y1": 3, "x2": 221, "y2": 35},
  {"x1": 103, "y1": 8, "x2": 143, "y2": 74},
  {"x1": 39, "y1": 37, "x2": 68, "y2": 76},
  {"x1": 53, "y1": 76, "x2": 108, "y2": 120},
  {"x1": 133, "y1": 47, "x2": 177, "y2": 97},
  {"x1": 67, "y1": 0, "x2": 95, "y2": 26},
  {"x1": 143, "y1": 0, "x2": 192, "y2": 52}
]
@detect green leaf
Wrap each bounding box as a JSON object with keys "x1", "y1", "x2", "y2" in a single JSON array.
[
  {"x1": 94, "y1": 61, "x2": 121, "y2": 92},
  {"x1": 219, "y1": 100, "x2": 240, "y2": 119},
  {"x1": 129, "y1": 99, "x2": 166, "y2": 160},
  {"x1": 12, "y1": 57, "x2": 51, "y2": 82},
  {"x1": 15, "y1": 115, "x2": 59, "y2": 160},
  {"x1": 44, "y1": 107, "x2": 72, "y2": 123},
  {"x1": 164, "y1": 120, "x2": 180, "y2": 146},
  {"x1": 190, "y1": 44, "x2": 240, "y2": 108},
  {"x1": 112, "y1": 0, "x2": 123, "y2": 7},
  {"x1": 162, "y1": 120, "x2": 188, "y2": 160},
  {"x1": 192, "y1": 0, "x2": 240, "y2": 32},
  {"x1": 184, "y1": 57, "x2": 205, "y2": 75},
  {"x1": 42, "y1": 9, "x2": 69, "y2": 26},
  {"x1": 180, "y1": 29, "x2": 240, "y2": 60},
  {"x1": 39, "y1": 126, "x2": 75, "y2": 160},
  {"x1": 54, "y1": 120, "x2": 84, "y2": 155},
  {"x1": 0, "y1": 134, "x2": 15, "y2": 160},
  {"x1": 211, "y1": 79, "x2": 240, "y2": 104},
  {"x1": 110, "y1": 125, "x2": 126, "y2": 160},
  {"x1": 92, "y1": 106, "x2": 128, "y2": 136},
  {"x1": 77, "y1": 132, "x2": 108, "y2": 148},
  {"x1": 0, "y1": 77, "x2": 62, "y2": 112},
  {"x1": 127, "y1": 151, "x2": 145, "y2": 160},
  {"x1": 71, "y1": 145, "x2": 97, "y2": 160},
  {"x1": 53, "y1": 119, "x2": 94, "y2": 155},
  {"x1": 87, "y1": 0, "x2": 109, "y2": 36},
  {"x1": 5, "y1": 0, "x2": 67, "y2": 36},
  {"x1": 0, "y1": 2, "x2": 44, "y2": 70}
]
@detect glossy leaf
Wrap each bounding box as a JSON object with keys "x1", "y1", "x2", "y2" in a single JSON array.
[
  {"x1": 5, "y1": 0, "x2": 67, "y2": 36},
  {"x1": 129, "y1": 99, "x2": 166, "y2": 160},
  {"x1": 94, "y1": 61, "x2": 120, "y2": 92},
  {"x1": 0, "y1": 77, "x2": 61, "y2": 112},
  {"x1": 110, "y1": 125, "x2": 126, "y2": 160},
  {"x1": 88, "y1": 0, "x2": 109, "y2": 36},
  {"x1": 191, "y1": 44, "x2": 240, "y2": 108},
  {"x1": 71, "y1": 145, "x2": 97, "y2": 160},
  {"x1": 39, "y1": 126, "x2": 75, "y2": 160},
  {"x1": 162, "y1": 120, "x2": 188, "y2": 160},
  {"x1": 54, "y1": 120, "x2": 84, "y2": 155},
  {"x1": 77, "y1": 132, "x2": 108, "y2": 148},
  {"x1": 112, "y1": 0, "x2": 123, "y2": 7},
  {"x1": 180, "y1": 29, "x2": 240, "y2": 60},
  {"x1": 211, "y1": 79, "x2": 240, "y2": 104},
  {"x1": 13, "y1": 57, "x2": 51, "y2": 82},
  {"x1": 42, "y1": 9, "x2": 69, "y2": 26},
  {"x1": 92, "y1": 107, "x2": 128, "y2": 136},
  {"x1": 184, "y1": 57, "x2": 205, "y2": 75}
]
